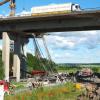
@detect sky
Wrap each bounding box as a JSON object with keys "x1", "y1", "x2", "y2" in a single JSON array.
[{"x1": 0, "y1": 0, "x2": 100, "y2": 63}]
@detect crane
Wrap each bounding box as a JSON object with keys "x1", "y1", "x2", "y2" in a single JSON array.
[
  {"x1": 0, "y1": 0, "x2": 10, "y2": 5},
  {"x1": 42, "y1": 36, "x2": 55, "y2": 73},
  {"x1": 0, "y1": 0, "x2": 16, "y2": 16}
]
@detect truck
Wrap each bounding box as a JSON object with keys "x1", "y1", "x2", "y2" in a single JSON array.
[{"x1": 31, "y1": 3, "x2": 81, "y2": 16}]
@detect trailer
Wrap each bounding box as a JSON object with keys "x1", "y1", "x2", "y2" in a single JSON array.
[
  {"x1": 31, "y1": 3, "x2": 81, "y2": 16},
  {"x1": 11, "y1": 3, "x2": 81, "y2": 17}
]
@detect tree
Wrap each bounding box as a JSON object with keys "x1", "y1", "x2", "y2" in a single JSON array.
[
  {"x1": 26, "y1": 53, "x2": 57, "y2": 72},
  {"x1": 0, "y1": 50, "x2": 4, "y2": 80}
]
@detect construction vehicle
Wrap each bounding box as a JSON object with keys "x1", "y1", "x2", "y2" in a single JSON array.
[
  {"x1": 75, "y1": 68, "x2": 93, "y2": 79},
  {"x1": 0, "y1": 0, "x2": 15, "y2": 16},
  {"x1": 80, "y1": 68, "x2": 93, "y2": 77}
]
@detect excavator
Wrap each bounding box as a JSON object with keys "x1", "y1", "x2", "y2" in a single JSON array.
[{"x1": 0, "y1": 0, "x2": 15, "y2": 16}]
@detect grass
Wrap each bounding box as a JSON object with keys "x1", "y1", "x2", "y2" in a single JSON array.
[
  {"x1": 57, "y1": 66, "x2": 100, "y2": 73},
  {"x1": 10, "y1": 81, "x2": 26, "y2": 89},
  {"x1": 58, "y1": 69, "x2": 78, "y2": 73},
  {"x1": 5, "y1": 82, "x2": 85, "y2": 100}
]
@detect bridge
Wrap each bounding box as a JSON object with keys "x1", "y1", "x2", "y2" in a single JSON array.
[
  {"x1": 1, "y1": 10, "x2": 100, "y2": 82},
  {"x1": 0, "y1": 10, "x2": 100, "y2": 34}
]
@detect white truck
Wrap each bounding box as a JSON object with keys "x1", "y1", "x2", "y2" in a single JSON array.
[
  {"x1": 31, "y1": 3, "x2": 81, "y2": 15},
  {"x1": 13, "y1": 3, "x2": 81, "y2": 17}
]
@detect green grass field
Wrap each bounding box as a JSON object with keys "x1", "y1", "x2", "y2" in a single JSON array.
[
  {"x1": 57, "y1": 66, "x2": 100, "y2": 73},
  {"x1": 5, "y1": 82, "x2": 85, "y2": 100}
]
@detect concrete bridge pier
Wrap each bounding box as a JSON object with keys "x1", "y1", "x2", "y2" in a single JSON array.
[
  {"x1": 2, "y1": 32, "x2": 10, "y2": 82},
  {"x1": 20, "y1": 38, "x2": 28, "y2": 79},
  {"x1": 13, "y1": 36, "x2": 21, "y2": 82}
]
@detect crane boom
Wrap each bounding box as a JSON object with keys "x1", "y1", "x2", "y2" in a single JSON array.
[
  {"x1": 0, "y1": 0, "x2": 10, "y2": 6},
  {"x1": 42, "y1": 36, "x2": 52, "y2": 61}
]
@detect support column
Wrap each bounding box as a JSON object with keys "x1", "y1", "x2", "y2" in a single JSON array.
[
  {"x1": 20, "y1": 38, "x2": 29, "y2": 78},
  {"x1": 20, "y1": 42, "x2": 27, "y2": 78},
  {"x1": 13, "y1": 36, "x2": 21, "y2": 82},
  {"x1": 2, "y1": 32, "x2": 10, "y2": 82}
]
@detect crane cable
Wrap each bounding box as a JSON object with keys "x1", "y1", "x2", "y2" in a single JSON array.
[
  {"x1": 33, "y1": 37, "x2": 46, "y2": 70},
  {"x1": 35, "y1": 36, "x2": 48, "y2": 71},
  {"x1": 34, "y1": 35, "x2": 54, "y2": 73},
  {"x1": 34, "y1": 40, "x2": 45, "y2": 70},
  {"x1": 33, "y1": 35, "x2": 45, "y2": 70},
  {"x1": 42, "y1": 36, "x2": 54, "y2": 73},
  {"x1": 32, "y1": 34, "x2": 48, "y2": 72},
  {"x1": 35, "y1": 37, "x2": 53, "y2": 74},
  {"x1": 33, "y1": 34, "x2": 56, "y2": 74}
]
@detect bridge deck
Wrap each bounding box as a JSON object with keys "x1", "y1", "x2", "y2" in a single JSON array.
[
  {"x1": 0, "y1": 10, "x2": 100, "y2": 22},
  {"x1": 0, "y1": 10, "x2": 100, "y2": 37}
]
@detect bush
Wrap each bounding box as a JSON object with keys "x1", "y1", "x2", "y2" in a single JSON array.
[
  {"x1": 0, "y1": 57, "x2": 4, "y2": 80},
  {"x1": 92, "y1": 67, "x2": 99, "y2": 73}
]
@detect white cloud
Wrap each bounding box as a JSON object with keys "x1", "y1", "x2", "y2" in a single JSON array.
[
  {"x1": 54, "y1": 52, "x2": 72, "y2": 59},
  {"x1": 45, "y1": 30, "x2": 100, "y2": 50},
  {"x1": 40, "y1": 30, "x2": 100, "y2": 63},
  {"x1": 16, "y1": 10, "x2": 31, "y2": 16}
]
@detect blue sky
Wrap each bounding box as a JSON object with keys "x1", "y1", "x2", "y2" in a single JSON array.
[
  {"x1": 0, "y1": 0, "x2": 100, "y2": 15},
  {"x1": 0, "y1": 0, "x2": 100, "y2": 63}
]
